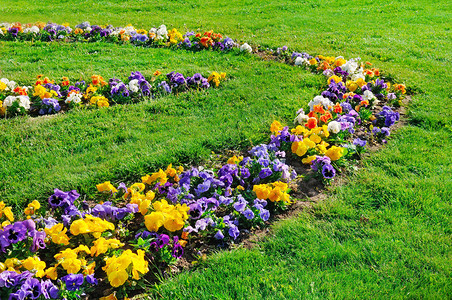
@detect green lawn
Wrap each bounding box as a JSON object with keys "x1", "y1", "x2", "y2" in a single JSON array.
[{"x1": 1, "y1": 0, "x2": 451, "y2": 298}]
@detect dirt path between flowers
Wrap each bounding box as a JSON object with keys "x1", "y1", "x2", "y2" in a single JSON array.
[{"x1": 166, "y1": 96, "x2": 410, "y2": 278}]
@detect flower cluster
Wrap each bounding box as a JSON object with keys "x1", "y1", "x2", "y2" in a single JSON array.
[
  {"x1": 0, "y1": 22, "x2": 242, "y2": 53},
  {"x1": 0, "y1": 70, "x2": 226, "y2": 118},
  {"x1": 0, "y1": 147, "x2": 295, "y2": 298},
  {"x1": 268, "y1": 52, "x2": 406, "y2": 180}
]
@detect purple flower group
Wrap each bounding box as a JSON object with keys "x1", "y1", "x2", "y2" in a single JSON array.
[
  {"x1": 0, "y1": 271, "x2": 59, "y2": 299},
  {"x1": 38, "y1": 98, "x2": 61, "y2": 115}
]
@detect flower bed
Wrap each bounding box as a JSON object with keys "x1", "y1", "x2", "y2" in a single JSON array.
[
  {"x1": 0, "y1": 22, "x2": 407, "y2": 299},
  {"x1": 0, "y1": 70, "x2": 226, "y2": 118},
  {"x1": 0, "y1": 22, "x2": 236, "y2": 52}
]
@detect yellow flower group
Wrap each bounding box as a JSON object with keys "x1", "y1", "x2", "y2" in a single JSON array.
[
  {"x1": 90, "y1": 95, "x2": 110, "y2": 107},
  {"x1": 144, "y1": 199, "x2": 189, "y2": 232},
  {"x1": 90, "y1": 237, "x2": 124, "y2": 257},
  {"x1": 45, "y1": 223, "x2": 70, "y2": 245},
  {"x1": 24, "y1": 200, "x2": 40, "y2": 217},
  {"x1": 270, "y1": 120, "x2": 284, "y2": 136},
  {"x1": 103, "y1": 249, "x2": 149, "y2": 287},
  {"x1": 207, "y1": 71, "x2": 226, "y2": 87},
  {"x1": 33, "y1": 84, "x2": 58, "y2": 99},
  {"x1": 227, "y1": 155, "x2": 243, "y2": 165},
  {"x1": 0, "y1": 201, "x2": 14, "y2": 223},
  {"x1": 291, "y1": 125, "x2": 336, "y2": 161},
  {"x1": 253, "y1": 181, "x2": 291, "y2": 203},
  {"x1": 325, "y1": 146, "x2": 345, "y2": 161},
  {"x1": 69, "y1": 215, "x2": 115, "y2": 238},
  {"x1": 96, "y1": 181, "x2": 118, "y2": 193},
  {"x1": 168, "y1": 28, "x2": 183, "y2": 44},
  {"x1": 54, "y1": 245, "x2": 91, "y2": 274},
  {"x1": 1, "y1": 256, "x2": 57, "y2": 280}
]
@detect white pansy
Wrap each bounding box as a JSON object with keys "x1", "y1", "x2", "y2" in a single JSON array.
[
  {"x1": 85, "y1": 26, "x2": 92, "y2": 33},
  {"x1": 6, "y1": 80, "x2": 17, "y2": 90},
  {"x1": 294, "y1": 57, "x2": 309, "y2": 66},
  {"x1": 66, "y1": 93, "x2": 83, "y2": 104},
  {"x1": 3, "y1": 96, "x2": 16, "y2": 107},
  {"x1": 123, "y1": 26, "x2": 136, "y2": 36},
  {"x1": 0, "y1": 23, "x2": 11, "y2": 30},
  {"x1": 1, "y1": 78, "x2": 10, "y2": 85},
  {"x1": 308, "y1": 95, "x2": 333, "y2": 111},
  {"x1": 23, "y1": 26, "x2": 40, "y2": 34},
  {"x1": 156, "y1": 25, "x2": 168, "y2": 40},
  {"x1": 240, "y1": 43, "x2": 252, "y2": 53},
  {"x1": 17, "y1": 96, "x2": 31, "y2": 110},
  {"x1": 341, "y1": 60, "x2": 358, "y2": 74},
  {"x1": 363, "y1": 90, "x2": 376, "y2": 101},
  {"x1": 327, "y1": 121, "x2": 341, "y2": 134},
  {"x1": 111, "y1": 29, "x2": 121, "y2": 36},
  {"x1": 351, "y1": 73, "x2": 365, "y2": 81},
  {"x1": 294, "y1": 109, "x2": 309, "y2": 124},
  {"x1": 128, "y1": 79, "x2": 140, "y2": 93}
]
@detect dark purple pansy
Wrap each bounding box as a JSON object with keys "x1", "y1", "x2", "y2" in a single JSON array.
[{"x1": 61, "y1": 274, "x2": 84, "y2": 291}]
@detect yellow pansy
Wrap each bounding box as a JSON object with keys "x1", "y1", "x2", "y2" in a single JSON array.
[
  {"x1": 227, "y1": 155, "x2": 243, "y2": 164},
  {"x1": 0, "y1": 201, "x2": 14, "y2": 222},
  {"x1": 24, "y1": 200, "x2": 40, "y2": 216},
  {"x1": 96, "y1": 181, "x2": 118, "y2": 193},
  {"x1": 45, "y1": 223, "x2": 70, "y2": 245},
  {"x1": 303, "y1": 137, "x2": 316, "y2": 149},
  {"x1": 253, "y1": 182, "x2": 291, "y2": 203},
  {"x1": 139, "y1": 199, "x2": 151, "y2": 215},
  {"x1": 356, "y1": 78, "x2": 367, "y2": 88},
  {"x1": 45, "y1": 266, "x2": 58, "y2": 280},
  {"x1": 22, "y1": 256, "x2": 46, "y2": 278},
  {"x1": 142, "y1": 169, "x2": 167, "y2": 186},
  {"x1": 346, "y1": 81, "x2": 359, "y2": 92},
  {"x1": 321, "y1": 125, "x2": 330, "y2": 138},
  {"x1": 100, "y1": 294, "x2": 118, "y2": 300},
  {"x1": 153, "y1": 199, "x2": 172, "y2": 212},
  {"x1": 207, "y1": 71, "x2": 223, "y2": 87},
  {"x1": 310, "y1": 134, "x2": 322, "y2": 144},
  {"x1": 130, "y1": 249, "x2": 149, "y2": 280},
  {"x1": 144, "y1": 211, "x2": 165, "y2": 232},
  {"x1": 91, "y1": 237, "x2": 124, "y2": 257},
  {"x1": 302, "y1": 155, "x2": 317, "y2": 164},
  {"x1": 327, "y1": 75, "x2": 342, "y2": 85},
  {"x1": 334, "y1": 58, "x2": 346, "y2": 67},
  {"x1": 163, "y1": 210, "x2": 185, "y2": 232},
  {"x1": 291, "y1": 140, "x2": 308, "y2": 157},
  {"x1": 291, "y1": 125, "x2": 308, "y2": 136},
  {"x1": 108, "y1": 269, "x2": 129, "y2": 288},
  {"x1": 253, "y1": 184, "x2": 272, "y2": 200},
  {"x1": 70, "y1": 215, "x2": 115, "y2": 236},
  {"x1": 83, "y1": 262, "x2": 96, "y2": 275},
  {"x1": 270, "y1": 120, "x2": 284, "y2": 135},
  {"x1": 325, "y1": 146, "x2": 345, "y2": 161}
]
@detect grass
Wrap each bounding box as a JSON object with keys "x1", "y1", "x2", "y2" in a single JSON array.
[{"x1": 1, "y1": 0, "x2": 451, "y2": 298}]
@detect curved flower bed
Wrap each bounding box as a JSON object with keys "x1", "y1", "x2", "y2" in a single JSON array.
[
  {"x1": 0, "y1": 70, "x2": 226, "y2": 118},
  {"x1": 0, "y1": 22, "x2": 236, "y2": 52},
  {"x1": 0, "y1": 22, "x2": 408, "y2": 299}
]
